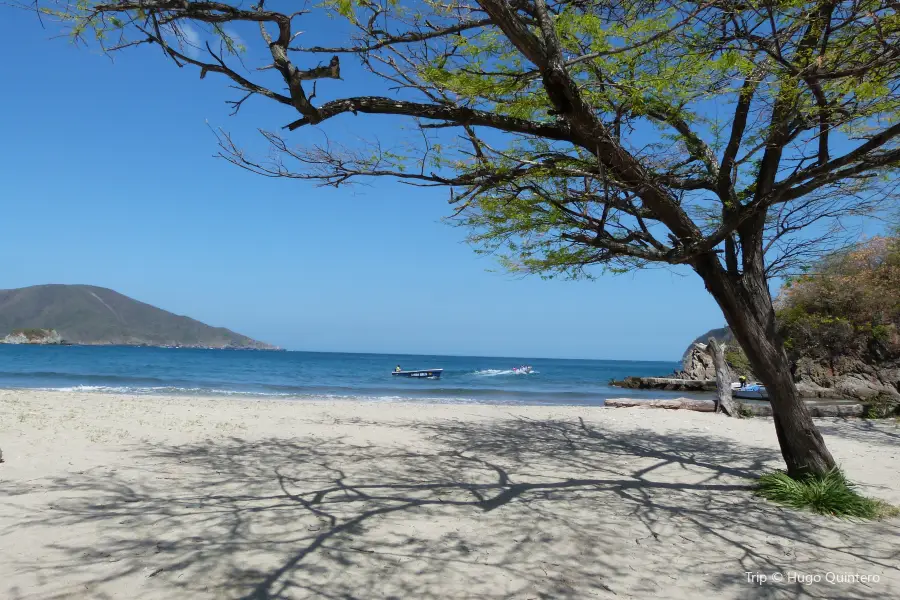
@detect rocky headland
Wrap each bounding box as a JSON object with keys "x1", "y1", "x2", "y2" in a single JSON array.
[
  {"x1": 0, "y1": 328, "x2": 65, "y2": 345},
  {"x1": 0, "y1": 284, "x2": 279, "y2": 350},
  {"x1": 613, "y1": 329, "x2": 900, "y2": 403}
]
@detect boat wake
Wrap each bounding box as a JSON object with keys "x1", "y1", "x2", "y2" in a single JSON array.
[{"x1": 472, "y1": 369, "x2": 537, "y2": 376}]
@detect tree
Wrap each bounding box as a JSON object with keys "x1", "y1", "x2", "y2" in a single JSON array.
[{"x1": 26, "y1": 0, "x2": 900, "y2": 476}]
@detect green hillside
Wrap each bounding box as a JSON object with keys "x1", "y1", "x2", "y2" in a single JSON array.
[{"x1": 0, "y1": 284, "x2": 277, "y2": 349}]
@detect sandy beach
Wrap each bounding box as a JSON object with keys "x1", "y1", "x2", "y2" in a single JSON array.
[{"x1": 1, "y1": 389, "x2": 898, "y2": 599}]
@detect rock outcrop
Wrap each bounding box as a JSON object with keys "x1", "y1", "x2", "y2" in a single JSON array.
[
  {"x1": 793, "y1": 356, "x2": 900, "y2": 401},
  {"x1": 678, "y1": 342, "x2": 718, "y2": 380},
  {"x1": 610, "y1": 376, "x2": 716, "y2": 392},
  {"x1": 680, "y1": 327, "x2": 733, "y2": 364},
  {"x1": 1, "y1": 328, "x2": 64, "y2": 345},
  {"x1": 610, "y1": 342, "x2": 724, "y2": 391},
  {"x1": 673, "y1": 331, "x2": 900, "y2": 401}
]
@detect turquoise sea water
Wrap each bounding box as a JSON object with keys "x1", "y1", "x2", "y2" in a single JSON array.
[{"x1": 0, "y1": 346, "x2": 693, "y2": 406}]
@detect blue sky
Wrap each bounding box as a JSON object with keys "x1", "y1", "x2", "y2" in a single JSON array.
[{"x1": 0, "y1": 9, "x2": 835, "y2": 360}]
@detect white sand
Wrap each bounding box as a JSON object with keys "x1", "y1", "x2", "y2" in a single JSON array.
[{"x1": 1, "y1": 390, "x2": 898, "y2": 599}]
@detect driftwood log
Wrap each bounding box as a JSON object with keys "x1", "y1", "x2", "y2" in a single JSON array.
[
  {"x1": 604, "y1": 398, "x2": 865, "y2": 417},
  {"x1": 604, "y1": 398, "x2": 716, "y2": 411},
  {"x1": 745, "y1": 403, "x2": 866, "y2": 418},
  {"x1": 706, "y1": 337, "x2": 738, "y2": 416}
]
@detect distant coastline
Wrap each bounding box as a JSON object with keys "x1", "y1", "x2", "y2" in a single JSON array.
[
  {"x1": 0, "y1": 339, "x2": 284, "y2": 351},
  {"x1": 0, "y1": 284, "x2": 278, "y2": 350}
]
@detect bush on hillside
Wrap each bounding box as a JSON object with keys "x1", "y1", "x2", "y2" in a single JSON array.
[
  {"x1": 862, "y1": 393, "x2": 900, "y2": 419},
  {"x1": 724, "y1": 345, "x2": 753, "y2": 377},
  {"x1": 12, "y1": 328, "x2": 53, "y2": 341},
  {"x1": 776, "y1": 235, "x2": 900, "y2": 366}
]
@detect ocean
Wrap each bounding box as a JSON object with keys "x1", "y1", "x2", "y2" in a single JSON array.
[{"x1": 0, "y1": 346, "x2": 692, "y2": 406}]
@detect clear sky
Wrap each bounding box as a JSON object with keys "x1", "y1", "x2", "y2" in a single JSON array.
[{"x1": 0, "y1": 10, "x2": 794, "y2": 360}]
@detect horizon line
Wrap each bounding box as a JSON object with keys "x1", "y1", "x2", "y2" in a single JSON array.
[{"x1": 278, "y1": 347, "x2": 682, "y2": 363}]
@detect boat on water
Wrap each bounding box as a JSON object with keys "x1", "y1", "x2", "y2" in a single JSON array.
[
  {"x1": 513, "y1": 365, "x2": 533, "y2": 375},
  {"x1": 392, "y1": 369, "x2": 443, "y2": 379},
  {"x1": 732, "y1": 382, "x2": 768, "y2": 400}
]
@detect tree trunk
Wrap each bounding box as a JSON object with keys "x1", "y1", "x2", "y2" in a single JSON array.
[
  {"x1": 736, "y1": 345, "x2": 836, "y2": 477},
  {"x1": 693, "y1": 254, "x2": 836, "y2": 478},
  {"x1": 706, "y1": 337, "x2": 738, "y2": 416}
]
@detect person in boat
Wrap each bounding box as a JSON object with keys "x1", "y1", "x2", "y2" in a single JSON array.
[
  {"x1": 738, "y1": 375, "x2": 747, "y2": 388},
  {"x1": 395, "y1": 365, "x2": 402, "y2": 373}
]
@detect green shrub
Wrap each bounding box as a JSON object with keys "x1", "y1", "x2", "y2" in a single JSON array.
[
  {"x1": 775, "y1": 235, "x2": 900, "y2": 364},
  {"x1": 12, "y1": 328, "x2": 51, "y2": 341},
  {"x1": 756, "y1": 469, "x2": 898, "y2": 519},
  {"x1": 862, "y1": 393, "x2": 900, "y2": 419},
  {"x1": 724, "y1": 346, "x2": 753, "y2": 376},
  {"x1": 871, "y1": 323, "x2": 892, "y2": 342}
]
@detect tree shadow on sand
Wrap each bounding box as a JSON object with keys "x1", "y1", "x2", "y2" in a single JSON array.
[
  {"x1": 813, "y1": 417, "x2": 900, "y2": 447},
  {"x1": 4, "y1": 416, "x2": 898, "y2": 599}
]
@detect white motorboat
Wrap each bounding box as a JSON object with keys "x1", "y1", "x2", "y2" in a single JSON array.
[{"x1": 391, "y1": 369, "x2": 443, "y2": 379}]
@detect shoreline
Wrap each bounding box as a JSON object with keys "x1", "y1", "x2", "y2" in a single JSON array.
[
  {"x1": 2, "y1": 389, "x2": 898, "y2": 599},
  {"x1": 0, "y1": 384, "x2": 715, "y2": 408},
  {"x1": 0, "y1": 342, "x2": 283, "y2": 350},
  {"x1": 0, "y1": 385, "x2": 867, "y2": 408}
]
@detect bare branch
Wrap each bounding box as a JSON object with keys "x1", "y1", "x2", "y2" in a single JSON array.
[
  {"x1": 293, "y1": 18, "x2": 493, "y2": 54},
  {"x1": 283, "y1": 97, "x2": 573, "y2": 141}
]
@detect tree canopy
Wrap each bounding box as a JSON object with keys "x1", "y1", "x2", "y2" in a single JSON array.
[{"x1": 39, "y1": 0, "x2": 900, "y2": 280}]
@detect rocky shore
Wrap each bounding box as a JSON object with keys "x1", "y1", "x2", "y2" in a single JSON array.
[
  {"x1": 612, "y1": 340, "x2": 900, "y2": 404},
  {"x1": 0, "y1": 328, "x2": 282, "y2": 350},
  {"x1": 609, "y1": 376, "x2": 716, "y2": 392},
  {"x1": 0, "y1": 329, "x2": 65, "y2": 345}
]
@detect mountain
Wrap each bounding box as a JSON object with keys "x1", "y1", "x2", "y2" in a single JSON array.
[{"x1": 0, "y1": 284, "x2": 278, "y2": 349}]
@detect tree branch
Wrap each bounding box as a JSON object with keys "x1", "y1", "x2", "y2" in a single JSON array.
[
  {"x1": 293, "y1": 18, "x2": 493, "y2": 53},
  {"x1": 283, "y1": 97, "x2": 573, "y2": 141}
]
